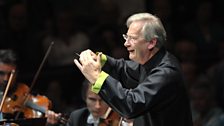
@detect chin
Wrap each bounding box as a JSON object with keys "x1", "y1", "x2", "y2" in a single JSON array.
[
  {"x1": 129, "y1": 55, "x2": 137, "y2": 61},
  {"x1": 129, "y1": 55, "x2": 133, "y2": 60},
  {"x1": 129, "y1": 52, "x2": 134, "y2": 59}
]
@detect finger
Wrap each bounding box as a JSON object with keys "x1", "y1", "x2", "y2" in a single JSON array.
[
  {"x1": 90, "y1": 51, "x2": 96, "y2": 56},
  {"x1": 74, "y1": 59, "x2": 82, "y2": 71},
  {"x1": 83, "y1": 50, "x2": 93, "y2": 62},
  {"x1": 97, "y1": 53, "x2": 102, "y2": 64},
  {"x1": 90, "y1": 51, "x2": 97, "y2": 59},
  {"x1": 58, "y1": 113, "x2": 62, "y2": 117},
  {"x1": 47, "y1": 110, "x2": 55, "y2": 117},
  {"x1": 46, "y1": 111, "x2": 59, "y2": 124},
  {"x1": 46, "y1": 110, "x2": 52, "y2": 117}
]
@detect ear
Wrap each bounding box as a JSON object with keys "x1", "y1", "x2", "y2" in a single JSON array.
[{"x1": 147, "y1": 38, "x2": 157, "y2": 50}]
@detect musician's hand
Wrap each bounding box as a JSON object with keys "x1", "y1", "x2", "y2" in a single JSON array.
[
  {"x1": 46, "y1": 110, "x2": 61, "y2": 124},
  {"x1": 74, "y1": 49, "x2": 102, "y2": 84}
]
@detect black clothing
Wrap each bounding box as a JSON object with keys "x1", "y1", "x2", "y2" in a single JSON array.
[
  {"x1": 99, "y1": 48, "x2": 193, "y2": 126},
  {"x1": 66, "y1": 108, "x2": 89, "y2": 126},
  {"x1": 46, "y1": 108, "x2": 90, "y2": 126}
]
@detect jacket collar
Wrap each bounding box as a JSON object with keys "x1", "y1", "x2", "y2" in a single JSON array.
[{"x1": 143, "y1": 47, "x2": 166, "y2": 71}]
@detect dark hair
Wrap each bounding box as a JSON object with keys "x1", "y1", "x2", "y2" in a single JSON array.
[
  {"x1": 0, "y1": 49, "x2": 17, "y2": 66},
  {"x1": 81, "y1": 79, "x2": 91, "y2": 102}
]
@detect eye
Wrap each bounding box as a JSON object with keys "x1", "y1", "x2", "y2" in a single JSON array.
[
  {"x1": 88, "y1": 97, "x2": 97, "y2": 102},
  {"x1": 123, "y1": 34, "x2": 128, "y2": 40},
  {"x1": 123, "y1": 34, "x2": 139, "y2": 42},
  {"x1": 122, "y1": 34, "x2": 143, "y2": 43},
  {"x1": 0, "y1": 71, "x2": 7, "y2": 76}
]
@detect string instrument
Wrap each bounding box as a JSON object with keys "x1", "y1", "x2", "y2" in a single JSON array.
[
  {"x1": 23, "y1": 93, "x2": 52, "y2": 118},
  {"x1": 25, "y1": 97, "x2": 68, "y2": 124},
  {"x1": 1, "y1": 84, "x2": 68, "y2": 124},
  {"x1": 99, "y1": 107, "x2": 122, "y2": 126},
  {"x1": 1, "y1": 83, "x2": 52, "y2": 118}
]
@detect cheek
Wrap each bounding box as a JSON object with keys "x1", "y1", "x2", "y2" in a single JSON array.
[
  {"x1": 99, "y1": 106, "x2": 109, "y2": 115},
  {"x1": 102, "y1": 104, "x2": 108, "y2": 110},
  {"x1": 136, "y1": 44, "x2": 147, "y2": 55},
  {"x1": 86, "y1": 100, "x2": 93, "y2": 108}
]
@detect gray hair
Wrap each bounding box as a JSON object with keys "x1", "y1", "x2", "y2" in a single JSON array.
[
  {"x1": 0, "y1": 49, "x2": 17, "y2": 66},
  {"x1": 126, "y1": 13, "x2": 167, "y2": 48}
]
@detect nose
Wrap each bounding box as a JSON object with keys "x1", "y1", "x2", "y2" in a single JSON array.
[
  {"x1": 95, "y1": 100, "x2": 101, "y2": 109},
  {"x1": 124, "y1": 40, "x2": 130, "y2": 47}
]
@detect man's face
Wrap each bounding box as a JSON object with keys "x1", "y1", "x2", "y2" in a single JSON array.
[
  {"x1": 123, "y1": 21, "x2": 150, "y2": 64},
  {"x1": 0, "y1": 63, "x2": 16, "y2": 90},
  {"x1": 86, "y1": 89, "x2": 108, "y2": 119}
]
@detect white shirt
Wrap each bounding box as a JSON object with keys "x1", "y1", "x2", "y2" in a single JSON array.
[
  {"x1": 87, "y1": 114, "x2": 100, "y2": 126},
  {"x1": 121, "y1": 117, "x2": 134, "y2": 126}
]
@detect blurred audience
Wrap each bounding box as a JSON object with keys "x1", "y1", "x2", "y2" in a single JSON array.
[
  {"x1": 183, "y1": 1, "x2": 224, "y2": 72},
  {"x1": 181, "y1": 61, "x2": 199, "y2": 91},
  {"x1": 190, "y1": 75, "x2": 224, "y2": 126},
  {"x1": 0, "y1": 2, "x2": 43, "y2": 74},
  {"x1": 42, "y1": 8, "x2": 90, "y2": 67},
  {"x1": 206, "y1": 39, "x2": 224, "y2": 110},
  {"x1": 174, "y1": 38, "x2": 198, "y2": 63},
  {"x1": 90, "y1": 24, "x2": 128, "y2": 59},
  {"x1": 152, "y1": 0, "x2": 176, "y2": 51}
]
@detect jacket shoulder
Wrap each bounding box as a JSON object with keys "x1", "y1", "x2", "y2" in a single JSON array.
[{"x1": 68, "y1": 107, "x2": 89, "y2": 126}]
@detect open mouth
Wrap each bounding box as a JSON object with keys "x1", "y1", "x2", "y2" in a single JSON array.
[
  {"x1": 128, "y1": 49, "x2": 134, "y2": 53},
  {"x1": 129, "y1": 51, "x2": 135, "y2": 55}
]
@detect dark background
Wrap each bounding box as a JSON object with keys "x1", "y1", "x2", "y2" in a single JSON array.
[{"x1": 0, "y1": 0, "x2": 224, "y2": 115}]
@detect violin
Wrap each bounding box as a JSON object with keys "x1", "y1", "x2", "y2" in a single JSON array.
[
  {"x1": 25, "y1": 96, "x2": 68, "y2": 124},
  {"x1": 99, "y1": 107, "x2": 122, "y2": 126},
  {"x1": 1, "y1": 83, "x2": 69, "y2": 124},
  {"x1": 23, "y1": 94, "x2": 52, "y2": 118},
  {"x1": 1, "y1": 83, "x2": 52, "y2": 119},
  {"x1": 1, "y1": 83, "x2": 30, "y2": 116}
]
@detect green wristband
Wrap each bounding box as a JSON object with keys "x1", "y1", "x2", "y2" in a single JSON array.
[{"x1": 91, "y1": 71, "x2": 109, "y2": 94}]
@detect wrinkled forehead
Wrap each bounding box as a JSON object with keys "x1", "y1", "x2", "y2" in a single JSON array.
[{"x1": 127, "y1": 21, "x2": 145, "y2": 35}]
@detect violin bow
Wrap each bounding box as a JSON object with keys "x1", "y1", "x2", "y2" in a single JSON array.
[
  {"x1": 15, "y1": 41, "x2": 54, "y2": 119},
  {"x1": 0, "y1": 70, "x2": 16, "y2": 111}
]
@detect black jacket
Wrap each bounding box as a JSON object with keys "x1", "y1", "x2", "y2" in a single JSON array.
[
  {"x1": 46, "y1": 108, "x2": 90, "y2": 126},
  {"x1": 99, "y1": 47, "x2": 193, "y2": 126}
]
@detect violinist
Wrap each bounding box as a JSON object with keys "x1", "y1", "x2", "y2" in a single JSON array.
[
  {"x1": 0, "y1": 49, "x2": 47, "y2": 120},
  {"x1": 0, "y1": 49, "x2": 17, "y2": 99},
  {"x1": 0, "y1": 49, "x2": 17, "y2": 120},
  {"x1": 46, "y1": 79, "x2": 119, "y2": 126}
]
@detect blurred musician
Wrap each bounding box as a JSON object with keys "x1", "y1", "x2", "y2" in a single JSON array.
[
  {"x1": 0, "y1": 49, "x2": 17, "y2": 102},
  {"x1": 0, "y1": 49, "x2": 17, "y2": 120}
]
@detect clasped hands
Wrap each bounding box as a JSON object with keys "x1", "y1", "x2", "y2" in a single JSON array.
[{"x1": 74, "y1": 49, "x2": 102, "y2": 84}]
